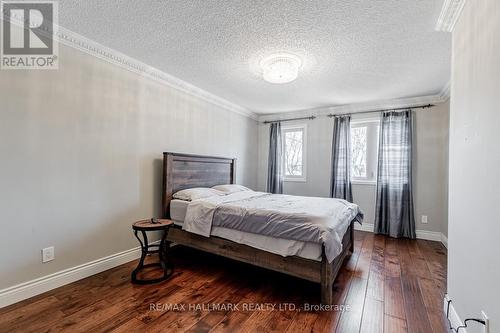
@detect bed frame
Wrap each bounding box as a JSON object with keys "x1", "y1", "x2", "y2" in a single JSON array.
[{"x1": 162, "y1": 152, "x2": 354, "y2": 304}]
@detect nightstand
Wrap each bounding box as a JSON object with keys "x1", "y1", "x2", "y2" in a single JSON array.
[{"x1": 131, "y1": 219, "x2": 174, "y2": 284}]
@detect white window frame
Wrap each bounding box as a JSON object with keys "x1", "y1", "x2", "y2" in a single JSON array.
[
  {"x1": 350, "y1": 118, "x2": 380, "y2": 185},
  {"x1": 282, "y1": 124, "x2": 307, "y2": 182}
]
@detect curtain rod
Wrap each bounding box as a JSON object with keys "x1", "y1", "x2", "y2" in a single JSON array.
[
  {"x1": 262, "y1": 104, "x2": 434, "y2": 124},
  {"x1": 263, "y1": 116, "x2": 316, "y2": 124},
  {"x1": 327, "y1": 104, "x2": 435, "y2": 118}
]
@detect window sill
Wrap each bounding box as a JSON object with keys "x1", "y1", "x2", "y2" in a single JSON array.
[
  {"x1": 351, "y1": 180, "x2": 377, "y2": 186},
  {"x1": 284, "y1": 178, "x2": 307, "y2": 183}
]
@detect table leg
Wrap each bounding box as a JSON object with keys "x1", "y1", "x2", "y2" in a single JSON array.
[
  {"x1": 131, "y1": 230, "x2": 148, "y2": 284},
  {"x1": 131, "y1": 228, "x2": 173, "y2": 284}
]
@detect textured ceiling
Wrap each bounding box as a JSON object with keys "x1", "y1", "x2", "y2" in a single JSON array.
[{"x1": 59, "y1": 0, "x2": 450, "y2": 114}]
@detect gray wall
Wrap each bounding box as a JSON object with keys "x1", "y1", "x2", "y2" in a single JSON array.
[
  {"x1": 448, "y1": 0, "x2": 499, "y2": 331},
  {"x1": 0, "y1": 45, "x2": 258, "y2": 289},
  {"x1": 257, "y1": 101, "x2": 449, "y2": 236}
]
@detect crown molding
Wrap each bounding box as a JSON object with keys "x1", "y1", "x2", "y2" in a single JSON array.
[
  {"x1": 435, "y1": 0, "x2": 466, "y2": 32},
  {"x1": 52, "y1": 27, "x2": 258, "y2": 120},
  {"x1": 258, "y1": 94, "x2": 449, "y2": 122}
]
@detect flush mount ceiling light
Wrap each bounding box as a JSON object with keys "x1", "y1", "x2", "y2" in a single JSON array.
[{"x1": 260, "y1": 53, "x2": 302, "y2": 84}]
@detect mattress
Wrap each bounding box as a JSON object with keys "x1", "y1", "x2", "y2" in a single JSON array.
[{"x1": 170, "y1": 199, "x2": 322, "y2": 261}]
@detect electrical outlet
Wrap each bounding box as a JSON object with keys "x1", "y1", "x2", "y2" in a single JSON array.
[
  {"x1": 42, "y1": 246, "x2": 54, "y2": 263},
  {"x1": 482, "y1": 311, "x2": 489, "y2": 333},
  {"x1": 421, "y1": 215, "x2": 428, "y2": 224}
]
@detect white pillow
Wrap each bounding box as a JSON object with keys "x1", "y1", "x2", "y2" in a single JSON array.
[
  {"x1": 173, "y1": 188, "x2": 225, "y2": 201},
  {"x1": 212, "y1": 184, "x2": 252, "y2": 194}
]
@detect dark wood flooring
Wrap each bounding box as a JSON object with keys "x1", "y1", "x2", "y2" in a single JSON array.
[{"x1": 0, "y1": 231, "x2": 448, "y2": 333}]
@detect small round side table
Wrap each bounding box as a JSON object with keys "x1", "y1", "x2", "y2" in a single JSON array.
[{"x1": 131, "y1": 219, "x2": 174, "y2": 284}]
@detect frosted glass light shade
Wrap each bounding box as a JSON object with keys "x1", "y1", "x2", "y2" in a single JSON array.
[{"x1": 260, "y1": 53, "x2": 302, "y2": 84}]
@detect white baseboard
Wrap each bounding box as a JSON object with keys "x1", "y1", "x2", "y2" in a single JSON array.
[
  {"x1": 444, "y1": 295, "x2": 466, "y2": 332},
  {"x1": 415, "y1": 229, "x2": 442, "y2": 242},
  {"x1": 354, "y1": 222, "x2": 376, "y2": 233},
  {"x1": 355, "y1": 222, "x2": 447, "y2": 247},
  {"x1": 0, "y1": 245, "x2": 143, "y2": 308}
]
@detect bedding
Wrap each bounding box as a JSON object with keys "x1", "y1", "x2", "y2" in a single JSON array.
[
  {"x1": 170, "y1": 199, "x2": 189, "y2": 222},
  {"x1": 212, "y1": 184, "x2": 252, "y2": 193},
  {"x1": 171, "y1": 199, "x2": 322, "y2": 260},
  {"x1": 182, "y1": 191, "x2": 363, "y2": 262},
  {"x1": 172, "y1": 187, "x2": 225, "y2": 201}
]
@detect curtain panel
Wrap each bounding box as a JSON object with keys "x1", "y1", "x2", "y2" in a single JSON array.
[
  {"x1": 267, "y1": 122, "x2": 284, "y2": 194},
  {"x1": 374, "y1": 110, "x2": 416, "y2": 239},
  {"x1": 330, "y1": 115, "x2": 353, "y2": 202}
]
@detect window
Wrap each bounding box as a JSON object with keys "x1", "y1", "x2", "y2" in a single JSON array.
[
  {"x1": 350, "y1": 120, "x2": 379, "y2": 184},
  {"x1": 282, "y1": 125, "x2": 307, "y2": 181},
  {"x1": 351, "y1": 126, "x2": 368, "y2": 178}
]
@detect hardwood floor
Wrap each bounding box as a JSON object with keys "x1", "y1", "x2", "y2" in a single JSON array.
[{"x1": 0, "y1": 231, "x2": 448, "y2": 333}]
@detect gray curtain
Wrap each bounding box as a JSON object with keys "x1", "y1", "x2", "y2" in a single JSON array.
[
  {"x1": 330, "y1": 115, "x2": 353, "y2": 201},
  {"x1": 374, "y1": 110, "x2": 416, "y2": 239},
  {"x1": 267, "y1": 122, "x2": 283, "y2": 194}
]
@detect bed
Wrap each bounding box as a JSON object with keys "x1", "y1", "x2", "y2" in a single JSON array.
[{"x1": 162, "y1": 152, "x2": 359, "y2": 304}]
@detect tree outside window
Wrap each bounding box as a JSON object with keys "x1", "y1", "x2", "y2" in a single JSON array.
[{"x1": 282, "y1": 125, "x2": 306, "y2": 181}]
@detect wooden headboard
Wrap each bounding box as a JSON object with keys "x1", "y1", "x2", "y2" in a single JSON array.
[{"x1": 162, "y1": 152, "x2": 236, "y2": 218}]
